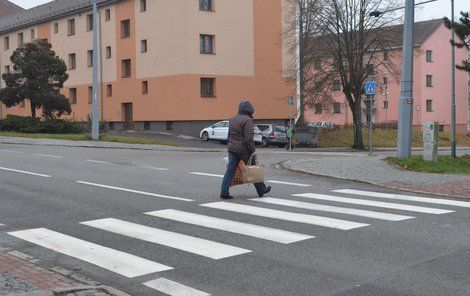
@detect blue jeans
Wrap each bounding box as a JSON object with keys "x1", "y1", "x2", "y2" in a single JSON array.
[{"x1": 220, "y1": 152, "x2": 267, "y2": 197}]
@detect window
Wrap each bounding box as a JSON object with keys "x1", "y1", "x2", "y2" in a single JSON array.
[
  {"x1": 201, "y1": 78, "x2": 215, "y2": 97},
  {"x1": 166, "y1": 121, "x2": 173, "y2": 131},
  {"x1": 121, "y1": 59, "x2": 131, "y2": 78},
  {"x1": 30, "y1": 29, "x2": 35, "y2": 40},
  {"x1": 383, "y1": 100, "x2": 389, "y2": 109},
  {"x1": 199, "y1": 0, "x2": 213, "y2": 11},
  {"x1": 141, "y1": 39, "x2": 147, "y2": 53},
  {"x1": 121, "y1": 19, "x2": 130, "y2": 38},
  {"x1": 142, "y1": 81, "x2": 148, "y2": 94},
  {"x1": 426, "y1": 50, "x2": 433, "y2": 62},
  {"x1": 426, "y1": 75, "x2": 433, "y2": 87},
  {"x1": 383, "y1": 75, "x2": 388, "y2": 85},
  {"x1": 69, "y1": 88, "x2": 77, "y2": 104},
  {"x1": 315, "y1": 104, "x2": 323, "y2": 114},
  {"x1": 383, "y1": 51, "x2": 389, "y2": 61},
  {"x1": 4, "y1": 36, "x2": 9, "y2": 50},
  {"x1": 106, "y1": 46, "x2": 111, "y2": 59},
  {"x1": 144, "y1": 121, "x2": 151, "y2": 131},
  {"x1": 332, "y1": 80, "x2": 341, "y2": 91},
  {"x1": 200, "y1": 34, "x2": 214, "y2": 54},
  {"x1": 314, "y1": 60, "x2": 321, "y2": 70},
  {"x1": 88, "y1": 86, "x2": 93, "y2": 104},
  {"x1": 17, "y1": 32, "x2": 23, "y2": 47},
  {"x1": 105, "y1": 9, "x2": 111, "y2": 21},
  {"x1": 68, "y1": 53, "x2": 76, "y2": 70},
  {"x1": 426, "y1": 99, "x2": 433, "y2": 112},
  {"x1": 333, "y1": 103, "x2": 341, "y2": 114},
  {"x1": 107, "y1": 84, "x2": 112, "y2": 97},
  {"x1": 86, "y1": 14, "x2": 93, "y2": 31},
  {"x1": 366, "y1": 64, "x2": 374, "y2": 76},
  {"x1": 140, "y1": 0, "x2": 146, "y2": 12},
  {"x1": 67, "y1": 19, "x2": 75, "y2": 36},
  {"x1": 87, "y1": 50, "x2": 93, "y2": 67},
  {"x1": 4, "y1": 65, "x2": 10, "y2": 73},
  {"x1": 54, "y1": 23, "x2": 59, "y2": 34}
]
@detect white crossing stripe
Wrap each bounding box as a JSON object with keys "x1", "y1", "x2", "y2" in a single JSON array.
[
  {"x1": 146, "y1": 209, "x2": 314, "y2": 244},
  {"x1": 189, "y1": 172, "x2": 311, "y2": 187},
  {"x1": 81, "y1": 218, "x2": 250, "y2": 260},
  {"x1": 251, "y1": 198, "x2": 414, "y2": 221},
  {"x1": 0, "y1": 166, "x2": 51, "y2": 178},
  {"x1": 33, "y1": 154, "x2": 63, "y2": 159},
  {"x1": 201, "y1": 202, "x2": 369, "y2": 230},
  {"x1": 76, "y1": 181, "x2": 193, "y2": 202},
  {"x1": 292, "y1": 193, "x2": 454, "y2": 214},
  {"x1": 8, "y1": 228, "x2": 172, "y2": 278},
  {"x1": 189, "y1": 172, "x2": 223, "y2": 178},
  {"x1": 144, "y1": 278, "x2": 210, "y2": 296},
  {"x1": 266, "y1": 180, "x2": 311, "y2": 187},
  {"x1": 333, "y1": 189, "x2": 470, "y2": 208}
]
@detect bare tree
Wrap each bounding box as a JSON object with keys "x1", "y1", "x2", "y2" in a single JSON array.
[{"x1": 284, "y1": 0, "x2": 403, "y2": 149}]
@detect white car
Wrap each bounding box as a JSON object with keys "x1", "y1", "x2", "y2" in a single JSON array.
[{"x1": 200, "y1": 121, "x2": 262, "y2": 144}]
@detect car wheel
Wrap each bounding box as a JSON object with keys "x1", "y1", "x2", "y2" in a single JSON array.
[
  {"x1": 201, "y1": 132, "x2": 209, "y2": 142},
  {"x1": 261, "y1": 137, "x2": 268, "y2": 147}
]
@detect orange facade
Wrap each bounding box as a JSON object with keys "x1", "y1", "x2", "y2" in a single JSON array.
[{"x1": 0, "y1": 0, "x2": 295, "y2": 133}]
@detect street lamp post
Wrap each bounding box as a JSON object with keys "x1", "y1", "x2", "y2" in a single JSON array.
[
  {"x1": 450, "y1": 0, "x2": 456, "y2": 158},
  {"x1": 91, "y1": 0, "x2": 100, "y2": 141},
  {"x1": 397, "y1": 0, "x2": 415, "y2": 158}
]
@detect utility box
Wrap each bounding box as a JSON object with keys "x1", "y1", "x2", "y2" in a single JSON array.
[{"x1": 423, "y1": 121, "x2": 439, "y2": 162}]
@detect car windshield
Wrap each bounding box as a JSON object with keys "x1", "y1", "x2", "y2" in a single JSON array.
[
  {"x1": 273, "y1": 126, "x2": 285, "y2": 133},
  {"x1": 257, "y1": 125, "x2": 269, "y2": 131}
]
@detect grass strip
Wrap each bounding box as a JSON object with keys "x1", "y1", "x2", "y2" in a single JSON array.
[{"x1": 384, "y1": 155, "x2": 470, "y2": 174}]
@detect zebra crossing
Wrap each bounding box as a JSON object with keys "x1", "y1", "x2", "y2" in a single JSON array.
[{"x1": 7, "y1": 188, "x2": 470, "y2": 295}]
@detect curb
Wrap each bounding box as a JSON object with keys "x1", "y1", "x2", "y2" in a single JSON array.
[
  {"x1": 0, "y1": 138, "x2": 225, "y2": 153},
  {"x1": 279, "y1": 160, "x2": 470, "y2": 200}
]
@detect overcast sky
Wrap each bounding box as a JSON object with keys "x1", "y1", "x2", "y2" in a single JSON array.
[{"x1": 7, "y1": 0, "x2": 469, "y2": 21}]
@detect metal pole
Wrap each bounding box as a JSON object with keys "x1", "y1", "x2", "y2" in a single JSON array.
[
  {"x1": 92, "y1": 0, "x2": 100, "y2": 141},
  {"x1": 450, "y1": 0, "x2": 456, "y2": 157},
  {"x1": 368, "y1": 95, "x2": 373, "y2": 156},
  {"x1": 467, "y1": 36, "x2": 470, "y2": 136},
  {"x1": 385, "y1": 92, "x2": 389, "y2": 129},
  {"x1": 397, "y1": 0, "x2": 415, "y2": 158}
]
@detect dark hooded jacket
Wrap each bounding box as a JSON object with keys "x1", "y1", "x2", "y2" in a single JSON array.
[{"x1": 228, "y1": 100, "x2": 256, "y2": 154}]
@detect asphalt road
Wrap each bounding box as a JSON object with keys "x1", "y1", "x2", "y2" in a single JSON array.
[{"x1": 0, "y1": 144, "x2": 470, "y2": 296}]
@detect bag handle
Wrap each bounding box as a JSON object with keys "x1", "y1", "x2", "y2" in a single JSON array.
[{"x1": 246, "y1": 153, "x2": 256, "y2": 165}]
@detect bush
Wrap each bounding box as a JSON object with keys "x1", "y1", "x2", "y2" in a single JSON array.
[{"x1": 1, "y1": 115, "x2": 84, "y2": 134}]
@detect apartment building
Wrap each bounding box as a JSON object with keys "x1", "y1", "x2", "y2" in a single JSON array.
[
  {"x1": 305, "y1": 19, "x2": 469, "y2": 134},
  {"x1": 0, "y1": 0, "x2": 295, "y2": 135}
]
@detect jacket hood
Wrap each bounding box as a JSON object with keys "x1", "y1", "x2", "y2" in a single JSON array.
[{"x1": 238, "y1": 100, "x2": 254, "y2": 117}]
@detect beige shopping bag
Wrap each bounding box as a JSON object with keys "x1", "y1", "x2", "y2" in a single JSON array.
[{"x1": 242, "y1": 155, "x2": 264, "y2": 184}]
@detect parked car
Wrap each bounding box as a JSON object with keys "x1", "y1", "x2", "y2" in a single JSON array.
[
  {"x1": 307, "y1": 121, "x2": 335, "y2": 129},
  {"x1": 200, "y1": 121, "x2": 263, "y2": 144},
  {"x1": 255, "y1": 124, "x2": 288, "y2": 148}
]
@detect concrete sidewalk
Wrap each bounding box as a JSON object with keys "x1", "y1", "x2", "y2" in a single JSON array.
[
  {"x1": 282, "y1": 155, "x2": 470, "y2": 199},
  {"x1": 0, "y1": 248, "x2": 129, "y2": 296}
]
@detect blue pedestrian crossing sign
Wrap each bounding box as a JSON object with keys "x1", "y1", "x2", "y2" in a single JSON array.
[{"x1": 365, "y1": 81, "x2": 377, "y2": 95}]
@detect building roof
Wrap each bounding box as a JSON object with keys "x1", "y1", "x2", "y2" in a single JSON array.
[
  {"x1": 0, "y1": 0, "x2": 114, "y2": 35},
  {"x1": 390, "y1": 19, "x2": 444, "y2": 46},
  {"x1": 0, "y1": 0, "x2": 24, "y2": 19}
]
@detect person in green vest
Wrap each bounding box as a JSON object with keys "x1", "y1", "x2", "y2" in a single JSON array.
[{"x1": 286, "y1": 122, "x2": 294, "y2": 150}]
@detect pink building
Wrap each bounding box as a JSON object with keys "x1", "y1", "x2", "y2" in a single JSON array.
[{"x1": 304, "y1": 19, "x2": 469, "y2": 134}]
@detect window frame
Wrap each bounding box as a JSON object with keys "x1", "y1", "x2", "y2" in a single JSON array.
[
  {"x1": 142, "y1": 81, "x2": 148, "y2": 94},
  {"x1": 69, "y1": 88, "x2": 77, "y2": 104},
  {"x1": 3, "y1": 36, "x2": 9, "y2": 51},
  {"x1": 87, "y1": 50, "x2": 93, "y2": 68},
  {"x1": 88, "y1": 86, "x2": 93, "y2": 104},
  {"x1": 426, "y1": 50, "x2": 433, "y2": 63},
  {"x1": 199, "y1": 34, "x2": 215, "y2": 54},
  {"x1": 68, "y1": 53, "x2": 76, "y2": 70},
  {"x1": 200, "y1": 77, "x2": 216, "y2": 97},
  {"x1": 106, "y1": 46, "x2": 112, "y2": 59},
  {"x1": 105, "y1": 9, "x2": 111, "y2": 21},
  {"x1": 106, "y1": 84, "x2": 112, "y2": 97},
  {"x1": 17, "y1": 32, "x2": 24, "y2": 47},
  {"x1": 86, "y1": 14, "x2": 93, "y2": 32},
  {"x1": 333, "y1": 102, "x2": 341, "y2": 114},
  {"x1": 140, "y1": 0, "x2": 147, "y2": 12},
  {"x1": 141, "y1": 39, "x2": 147, "y2": 53},
  {"x1": 314, "y1": 103, "x2": 323, "y2": 114},
  {"x1": 53, "y1": 23, "x2": 59, "y2": 34},
  {"x1": 426, "y1": 99, "x2": 433, "y2": 112},
  {"x1": 383, "y1": 100, "x2": 389, "y2": 109},
  {"x1": 30, "y1": 29, "x2": 35, "y2": 40},
  {"x1": 121, "y1": 19, "x2": 131, "y2": 39},
  {"x1": 67, "y1": 19, "x2": 75, "y2": 36},
  {"x1": 121, "y1": 59, "x2": 132, "y2": 78},
  {"x1": 426, "y1": 75, "x2": 433, "y2": 87},
  {"x1": 199, "y1": 0, "x2": 214, "y2": 12}
]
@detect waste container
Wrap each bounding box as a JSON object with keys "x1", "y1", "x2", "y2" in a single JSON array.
[{"x1": 295, "y1": 126, "x2": 319, "y2": 148}]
